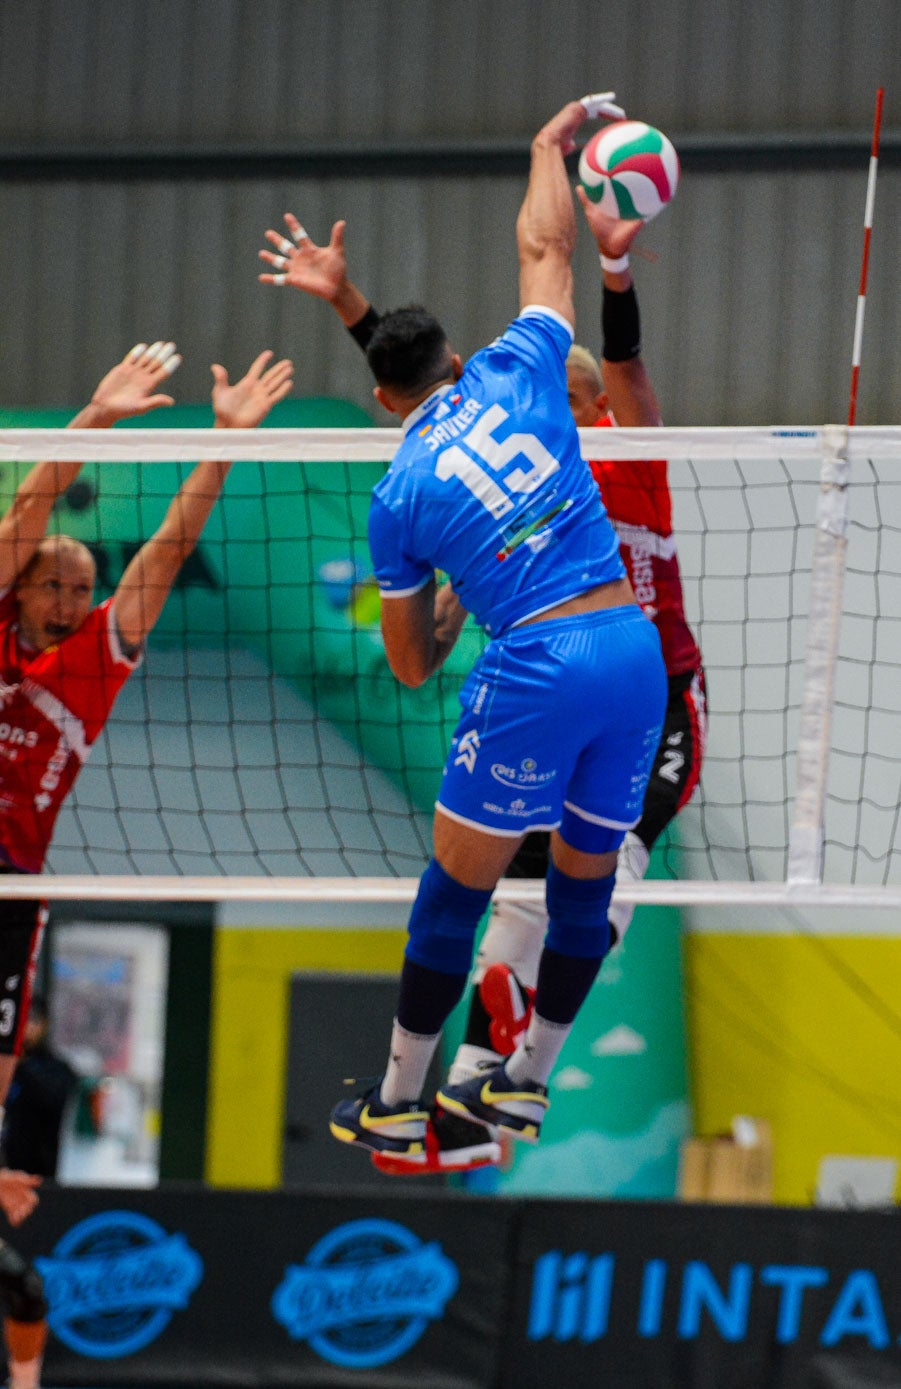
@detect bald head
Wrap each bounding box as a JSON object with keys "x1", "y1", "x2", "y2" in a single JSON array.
[
  {"x1": 15, "y1": 534, "x2": 96, "y2": 650},
  {"x1": 19, "y1": 534, "x2": 95, "y2": 585}
]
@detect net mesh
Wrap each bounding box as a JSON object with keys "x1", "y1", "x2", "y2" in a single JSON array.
[
  {"x1": 0, "y1": 420, "x2": 898, "y2": 898},
  {"x1": 655, "y1": 452, "x2": 818, "y2": 884}
]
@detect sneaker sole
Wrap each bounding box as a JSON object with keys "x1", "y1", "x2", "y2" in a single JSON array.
[
  {"x1": 329, "y1": 1119, "x2": 427, "y2": 1160},
  {"x1": 372, "y1": 1139, "x2": 502, "y2": 1176}
]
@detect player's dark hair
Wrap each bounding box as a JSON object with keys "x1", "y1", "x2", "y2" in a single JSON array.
[{"x1": 366, "y1": 306, "x2": 453, "y2": 396}]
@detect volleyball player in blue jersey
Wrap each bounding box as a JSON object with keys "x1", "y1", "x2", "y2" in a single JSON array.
[{"x1": 262, "y1": 96, "x2": 667, "y2": 1167}]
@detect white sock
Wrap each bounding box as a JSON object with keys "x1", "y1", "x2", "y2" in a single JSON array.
[
  {"x1": 608, "y1": 831, "x2": 650, "y2": 942},
  {"x1": 380, "y1": 1019, "x2": 441, "y2": 1106},
  {"x1": 474, "y1": 898, "x2": 545, "y2": 989},
  {"x1": 505, "y1": 1013, "x2": 571, "y2": 1087},
  {"x1": 446, "y1": 1043, "x2": 500, "y2": 1086}
]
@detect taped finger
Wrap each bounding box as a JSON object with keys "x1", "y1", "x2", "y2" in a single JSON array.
[
  {"x1": 278, "y1": 237, "x2": 294, "y2": 255},
  {"x1": 127, "y1": 342, "x2": 148, "y2": 360},
  {"x1": 271, "y1": 274, "x2": 287, "y2": 287},
  {"x1": 291, "y1": 223, "x2": 309, "y2": 243},
  {"x1": 143, "y1": 341, "x2": 166, "y2": 362},
  {"x1": 270, "y1": 255, "x2": 288, "y2": 270},
  {"x1": 154, "y1": 342, "x2": 178, "y2": 367},
  {"x1": 580, "y1": 91, "x2": 625, "y2": 120},
  {"x1": 161, "y1": 353, "x2": 182, "y2": 377}
]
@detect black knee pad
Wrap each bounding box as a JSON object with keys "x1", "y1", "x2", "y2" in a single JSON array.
[{"x1": 0, "y1": 1243, "x2": 48, "y2": 1322}]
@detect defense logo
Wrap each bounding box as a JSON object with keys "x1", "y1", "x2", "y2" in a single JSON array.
[
  {"x1": 272, "y1": 1217, "x2": 459, "y2": 1369},
  {"x1": 37, "y1": 1210, "x2": 203, "y2": 1358}
]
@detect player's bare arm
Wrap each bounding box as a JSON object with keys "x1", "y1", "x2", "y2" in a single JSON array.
[
  {"x1": 0, "y1": 1170, "x2": 41, "y2": 1228},
  {"x1": 516, "y1": 99, "x2": 585, "y2": 325},
  {"x1": 0, "y1": 343, "x2": 181, "y2": 595},
  {"x1": 259, "y1": 215, "x2": 372, "y2": 328},
  {"x1": 112, "y1": 351, "x2": 293, "y2": 650},
  {"x1": 379, "y1": 578, "x2": 466, "y2": 689}
]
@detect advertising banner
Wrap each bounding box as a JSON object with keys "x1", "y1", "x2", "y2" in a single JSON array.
[
  {"x1": 12, "y1": 1187, "x2": 901, "y2": 1388},
  {"x1": 16, "y1": 1185, "x2": 513, "y2": 1388},
  {"x1": 508, "y1": 1198, "x2": 901, "y2": 1388}
]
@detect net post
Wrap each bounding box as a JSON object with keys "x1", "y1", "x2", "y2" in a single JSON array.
[{"x1": 787, "y1": 424, "x2": 850, "y2": 883}]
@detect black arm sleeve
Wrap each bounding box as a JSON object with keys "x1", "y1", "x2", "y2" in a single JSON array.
[
  {"x1": 347, "y1": 305, "x2": 382, "y2": 354},
  {"x1": 601, "y1": 283, "x2": 641, "y2": 363}
]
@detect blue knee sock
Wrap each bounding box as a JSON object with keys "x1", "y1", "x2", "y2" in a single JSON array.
[
  {"x1": 399, "y1": 859, "x2": 492, "y2": 1036},
  {"x1": 535, "y1": 863, "x2": 617, "y2": 1025}
]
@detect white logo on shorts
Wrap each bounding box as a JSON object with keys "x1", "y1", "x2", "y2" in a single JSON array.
[
  {"x1": 490, "y1": 757, "x2": 556, "y2": 790},
  {"x1": 455, "y1": 730, "x2": 481, "y2": 773}
]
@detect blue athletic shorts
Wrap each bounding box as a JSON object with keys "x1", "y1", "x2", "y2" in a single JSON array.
[{"x1": 437, "y1": 605, "x2": 667, "y2": 852}]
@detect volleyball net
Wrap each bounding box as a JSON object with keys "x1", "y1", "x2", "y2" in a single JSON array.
[{"x1": 0, "y1": 422, "x2": 899, "y2": 908}]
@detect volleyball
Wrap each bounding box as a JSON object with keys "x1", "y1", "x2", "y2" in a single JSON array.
[{"x1": 579, "y1": 120, "x2": 680, "y2": 222}]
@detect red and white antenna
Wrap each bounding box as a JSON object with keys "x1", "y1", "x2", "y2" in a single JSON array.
[{"x1": 847, "y1": 87, "x2": 884, "y2": 426}]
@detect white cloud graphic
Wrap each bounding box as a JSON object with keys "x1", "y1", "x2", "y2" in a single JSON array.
[{"x1": 591, "y1": 1024, "x2": 647, "y2": 1056}]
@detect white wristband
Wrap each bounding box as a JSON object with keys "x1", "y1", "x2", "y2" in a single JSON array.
[{"x1": 601, "y1": 252, "x2": 630, "y2": 274}]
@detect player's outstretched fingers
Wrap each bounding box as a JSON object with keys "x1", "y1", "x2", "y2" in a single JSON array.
[
  {"x1": 148, "y1": 342, "x2": 181, "y2": 376},
  {"x1": 263, "y1": 229, "x2": 296, "y2": 257},
  {"x1": 127, "y1": 341, "x2": 182, "y2": 376},
  {"x1": 245, "y1": 349, "x2": 275, "y2": 380},
  {"x1": 259, "y1": 245, "x2": 288, "y2": 285},
  {"x1": 260, "y1": 249, "x2": 289, "y2": 272},
  {"x1": 123, "y1": 340, "x2": 181, "y2": 379},
  {"x1": 284, "y1": 212, "x2": 309, "y2": 243},
  {"x1": 262, "y1": 358, "x2": 294, "y2": 400}
]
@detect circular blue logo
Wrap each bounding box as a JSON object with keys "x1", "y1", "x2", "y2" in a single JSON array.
[
  {"x1": 272, "y1": 1217, "x2": 459, "y2": 1369},
  {"x1": 36, "y1": 1210, "x2": 203, "y2": 1359}
]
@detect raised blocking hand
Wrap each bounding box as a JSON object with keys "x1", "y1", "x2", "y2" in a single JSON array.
[
  {"x1": 576, "y1": 188, "x2": 645, "y2": 262},
  {"x1": 210, "y1": 350, "x2": 294, "y2": 429},
  {"x1": 89, "y1": 341, "x2": 182, "y2": 426},
  {"x1": 259, "y1": 215, "x2": 349, "y2": 304}
]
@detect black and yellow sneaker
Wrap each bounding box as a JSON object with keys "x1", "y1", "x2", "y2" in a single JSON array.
[
  {"x1": 372, "y1": 1103, "x2": 502, "y2": 1176},
  {"x1": 329, "y1": 1080, "x2": 429, "y2": 1162},
  {"x1": 437, "y1": 1061, "x2": 549, "y2": 1144}
]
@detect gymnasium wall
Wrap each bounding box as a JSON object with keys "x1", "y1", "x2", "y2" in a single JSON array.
[{"x1": 1, "y1": 0, "x2": 898, "y2": 425}]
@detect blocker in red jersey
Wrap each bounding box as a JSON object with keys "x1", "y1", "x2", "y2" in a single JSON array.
[{"x1": 0, "y1": 340, "x2": 292, "y2": 1389}]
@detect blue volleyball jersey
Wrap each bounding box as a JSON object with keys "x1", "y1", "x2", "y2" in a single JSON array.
[{"x1": 368, "y1": 306, "x2": 625, "y2": 637}]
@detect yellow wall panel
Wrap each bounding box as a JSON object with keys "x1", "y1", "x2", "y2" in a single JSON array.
[
  {"x1": 206, "y1": 927, "x2": 406, "y2": 1187},
  {"x1": 684, "y1": 932, "x2": 901, "y2": 1204}
]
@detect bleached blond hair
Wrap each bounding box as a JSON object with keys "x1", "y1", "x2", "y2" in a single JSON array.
[{"x1": 566, "y1": 344, "x2": 603, "y2": 394}]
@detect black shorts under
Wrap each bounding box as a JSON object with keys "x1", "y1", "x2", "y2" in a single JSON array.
[{"x1": 0, "y1": 877, "x2": 46, "y2": 1058}]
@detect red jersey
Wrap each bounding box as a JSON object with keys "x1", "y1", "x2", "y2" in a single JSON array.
[
  {"x1": 0, "y1": 592, "x2": 138, "y2": 872},
  {"x1": 590, "y1": 415, "x2": 702, "y2": 677}
]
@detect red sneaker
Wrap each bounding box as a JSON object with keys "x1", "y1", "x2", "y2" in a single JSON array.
[{"x1": 478, "y1": 963, "x2": 535, "y2": 1055}]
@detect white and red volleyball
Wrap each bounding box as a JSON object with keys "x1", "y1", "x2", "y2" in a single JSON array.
[{"x1": 578, "y1": 120, "x2": 680, "y2": 222}]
